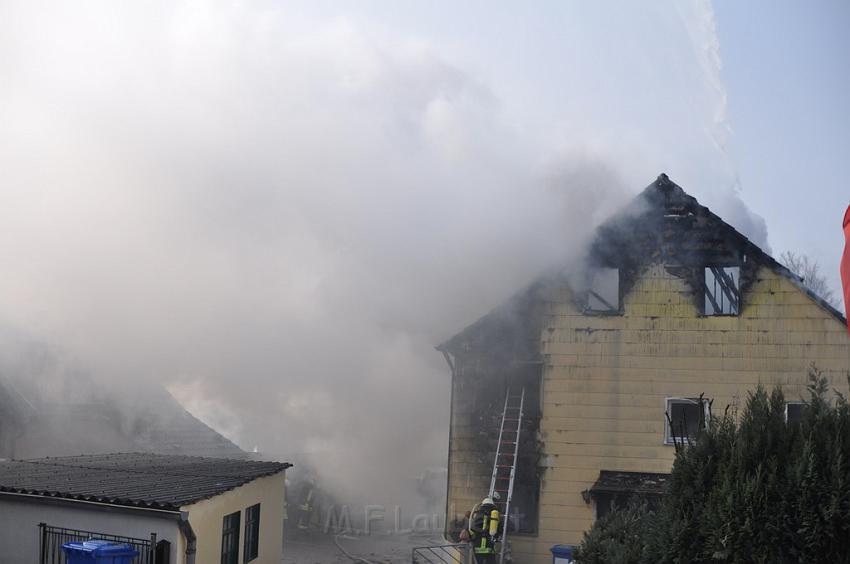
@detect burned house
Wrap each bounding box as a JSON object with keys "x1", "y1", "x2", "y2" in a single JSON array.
[{"x1": 438, "y1": 175, "x2": 850, "y2": 563}]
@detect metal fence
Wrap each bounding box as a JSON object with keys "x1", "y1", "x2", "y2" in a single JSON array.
[
  {"x1": 411, "y1": 543, "x2": 471, "y2": 564},
  {"x1": 38, "y1": 523, "x2": 158, "y2": 564}
]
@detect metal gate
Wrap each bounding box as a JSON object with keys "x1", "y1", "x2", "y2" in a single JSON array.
[{"x1": 38, "y1": 523, "x2": 158, "y2": 564}]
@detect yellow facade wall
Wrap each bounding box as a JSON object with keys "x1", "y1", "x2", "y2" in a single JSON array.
[
  {"x1": 449, "y1": 264, "x2": 850, "y2": 564},
  {"x1": 182, "y1": 472, "x2": 286, "y2": 564}
]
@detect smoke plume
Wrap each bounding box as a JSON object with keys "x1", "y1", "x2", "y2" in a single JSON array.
[{"x1": 0, "y1": 0, "x2": 766, "y2": 508}]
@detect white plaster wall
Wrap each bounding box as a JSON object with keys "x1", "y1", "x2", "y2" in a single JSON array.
[{"x1": 0, "y1": 496, "x2": 181, "y2": 564}]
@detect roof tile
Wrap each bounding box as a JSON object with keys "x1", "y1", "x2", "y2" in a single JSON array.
[{"x1": 0, "y1": 453, "x2": 291, "y2": 510}]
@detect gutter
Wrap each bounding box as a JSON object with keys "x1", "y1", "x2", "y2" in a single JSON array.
[
  {"x1": 438, "y1": 348, "x2": 455, "y2": 540},
  {"x1": 0, "y1": 490, "x2": 181, "y2": 518},
  {"x1": 177, "y1": 512, "x2": 197, "y2": 564}
]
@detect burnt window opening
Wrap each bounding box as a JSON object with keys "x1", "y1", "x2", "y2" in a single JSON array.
[
  {"x1": 506, "y1": 480, "x2": 540, "y2": 535},
  {"x1": 444, "y1": 343, "x2": 543, "y2": 538},
  {"x1": 704, "y1": 266, "x2": 740, "y2": 315},
  {"x1": 585, "y1": 268, "x2": 621, "y2": 314},
  {"x1": 507, "y1": 368, "x2": 542, "y2": 536},
  {"x1": 665, "y1": 397, "x2": 709, "y2": 445},
  {"x1": 786, "y1": 402, "x2": 807, "y2": 425}
]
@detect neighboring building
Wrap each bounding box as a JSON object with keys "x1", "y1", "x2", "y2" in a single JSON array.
[
  {"x1": 0, "y1": 375, "x2": 36, "y2": 458},
  {"x1": 0, "y1": 376, "x2": 247, "y2": 460},
  {"x1": 0, "y1": 327, "x2": 247, "y2": 461},
  {"x1": 0, "y1": 453, "x2": 290, "y2": 564},
  {"x1": 438, "y1": 175, "x2": 850, "y2": 563},
  {"x1": 117, "y1": 389, "x2": 249, "y2": 460}
]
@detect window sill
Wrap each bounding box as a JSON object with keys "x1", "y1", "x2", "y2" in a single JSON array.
[
  {"x1": 698, "y1": 313, "x2": 740, "y2": 318},
  {"x1": 664, "y1": 438, "x2": 697, "y2": 446},
  {"x1": 508, "y1": 530, "x2": 539, "y2": 538},
  {"x1": 582, "y1": 310, "x2": 624, "y2": 316}
]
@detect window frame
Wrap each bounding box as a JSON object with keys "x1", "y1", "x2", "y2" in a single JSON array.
[
  {"x1": 703, "y1": 265, "x2": 741, "y2": 316},
  {"x1": 664, "y1": 397, "x2": 709, "y2": 445},
  {"x1": 221, "y1": 510, "x2": 241, "y2": 564},
  {"x1": 584, "y1": 267, "x2": 622, "y2": 315},
  {"x1": 243, "y1": 503, "x2": 261, "y2": 562},
  {"x1": 785, "y1": 401, "x2": 806, "y2": 425}
]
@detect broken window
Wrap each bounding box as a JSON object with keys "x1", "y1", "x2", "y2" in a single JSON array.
[
  {"x1": 506, "y1": 481, "x2": 539, "y2": 534},
  {"x1": 585, "y1": 268, "x2": 620, "y2": 314},
  {"x1": 786, "y1": 402, "x2": 807, "y2": 425},
  {"x1": 507, "y1": 371, "x2": 542, "y2": 535},
  {"x1": 704, "y1": 266, "x2": 740, "y2": 315},
  {"x1": 665, "y1": 398, "x2": 708, "y2": 445}
]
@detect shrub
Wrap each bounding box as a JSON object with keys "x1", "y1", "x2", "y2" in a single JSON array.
[
  {"x1": 573, "y1": 503, "x2": 651, "y2": 564},
  {"x1": 575, "y1": 366, "x2": 850, "y2": 563}
]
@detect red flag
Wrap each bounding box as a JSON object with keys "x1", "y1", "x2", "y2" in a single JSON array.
[{"x1": 842, "y1": 205, "x2": 850, "y2": 332}]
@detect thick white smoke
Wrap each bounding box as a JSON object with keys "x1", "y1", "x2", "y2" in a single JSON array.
[{"x1": 0, "y1": 0, "x2": 765, "y2": 507}]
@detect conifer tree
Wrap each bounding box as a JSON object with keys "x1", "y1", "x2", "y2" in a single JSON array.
[{"x1": 575, "y1": 366, "x2": 850, "y2": 563}]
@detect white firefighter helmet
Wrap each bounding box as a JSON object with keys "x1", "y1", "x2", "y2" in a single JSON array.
[{"x1": 481, "y1": 496, "x2": 495, "y2": 506}]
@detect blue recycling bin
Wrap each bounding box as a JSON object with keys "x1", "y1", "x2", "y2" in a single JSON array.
[
  {"x1": 62, "y1": 540, "x2": 139, "y2": 564},
  {"x1": 551, "y1": 544, "x2": 575, "y2": 563}
]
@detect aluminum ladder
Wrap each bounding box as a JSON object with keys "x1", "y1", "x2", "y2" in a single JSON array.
[{"x1": 488, "y1": 387, "x2": 525, "y2": 564}]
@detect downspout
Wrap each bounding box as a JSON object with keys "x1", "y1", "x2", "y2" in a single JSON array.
[
  {"x1": 438, "y1": 348, "x2": 456, "y2": 541},
  {"x1": 177, "y1": 512, "x2": 196, "y2": 564}
]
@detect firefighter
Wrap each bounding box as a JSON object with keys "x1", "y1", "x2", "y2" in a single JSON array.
[
  {"x1": 463, "y1": 496, "x2": 501, "y2": 563},
  {"x1": 294, "y1": 476, "x2": 317, "y2": 531}
]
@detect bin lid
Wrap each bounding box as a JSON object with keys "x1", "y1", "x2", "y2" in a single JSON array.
[
  {"x1": 62, "y1": 540, "x2": 139, "y2": 557},
  {"x1": 550, "y1": 544, "x2": 575, "y2": 556}
]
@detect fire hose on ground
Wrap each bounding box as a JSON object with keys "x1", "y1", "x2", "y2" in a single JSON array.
[{"x1": 333, "y1": 534, "x2": 382, "y2": 564}]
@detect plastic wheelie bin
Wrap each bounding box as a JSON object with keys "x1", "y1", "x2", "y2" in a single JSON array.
[
  {"x1": 62, "y1": 540, "x2": 139, "y2": 564},
  {"x1": 550, "y1": 544, "x2": 575, "y2": 563}
]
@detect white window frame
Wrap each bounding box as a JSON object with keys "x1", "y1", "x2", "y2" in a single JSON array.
[
  {"x1": 584, "y1": 267, "x2": 621, "y2": 315},
  {"x1": 785, "y1": 401, "x2": 806, "y2": 424},
  {"x1": 664, "y1": 397, "x2": 709, "y2": 445},
  {"x1": 703, "y1": 265, "x2": 741, "y2": 316}
]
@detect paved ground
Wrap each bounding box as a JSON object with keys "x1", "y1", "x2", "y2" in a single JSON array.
[{"x1": 283, "y1": 530, "x2": 447, "y2": 563}]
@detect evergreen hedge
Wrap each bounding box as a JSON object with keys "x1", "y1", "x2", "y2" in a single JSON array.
[{"x1": 575, "y1": 366, "x2": 850, "y2": 563}]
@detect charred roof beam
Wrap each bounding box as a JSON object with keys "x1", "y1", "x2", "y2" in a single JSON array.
[{"x1": 709, "y1": 266, "x2": 740, "y2": 312}]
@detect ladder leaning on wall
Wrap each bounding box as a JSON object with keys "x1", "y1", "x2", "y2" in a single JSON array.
[{"x1": 488, "y1": 387, "x2": 525, "y2": 564}]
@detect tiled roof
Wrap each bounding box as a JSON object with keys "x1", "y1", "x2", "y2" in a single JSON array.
[{"x1": 0, "y1": 453, "x2": 291, "y2": 510}]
